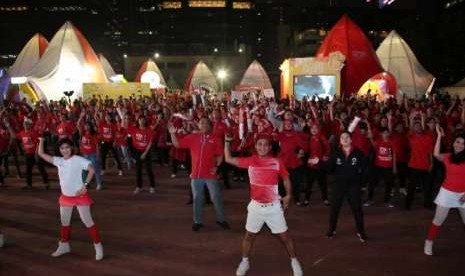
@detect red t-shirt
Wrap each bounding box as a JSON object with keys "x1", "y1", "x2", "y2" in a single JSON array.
[
  {"x1": 442, "y1": 153, "x2": 465, "y2": 193},
  {"x1": 56, "y1": 121, "x2": 75, "y2": 140},
  {"x1": 177, "y1": 133, "x2": 223, "y2": 179},
  {"x1": 351, "y1": 127, "x2": 371, "y2": 157},
  {"x1": 98, "y1": 121, "x2": 116, "y2": 143},
  {"x1": 213, "y1": 120, "x2": 228, "y2": 142},
  {"x1": 17, "y1": 130, "x2": 39, "y2": 155},
  {"x1": 114, "y1": 128, "x2": 128, "y2": 146},
  {"x1": 373, "y1": 138, "x2": 395, "y2": 168},
  {"x1": 277, "y1": 131, "x2": 305, "y2": 169},
  {"x1": 307, "y1": 135, "x2": 330, "y2": 168},
  {"x1": 237, "y1": 155, "x2": 289, "y2": 203},
  {"x1": 408, "y1": 132, "x2": 434, "y2": 170},
  {"x1": 80, "y1": 133, "x2": 99, "y2": 155},
  {"x1": 129, "y1": 127, "x2": 153, "y2": 152}
]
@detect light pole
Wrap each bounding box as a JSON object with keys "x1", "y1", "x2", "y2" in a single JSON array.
[{"x1": 217, "y1": 69, "x2": 227, "y2": 93}]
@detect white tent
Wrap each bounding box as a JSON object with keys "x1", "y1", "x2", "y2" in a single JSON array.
[
  {"x1": 99, "y1": 54, "x2": 116, "y2": 80},
  {"x1": 376, "y1": 30, "x2": 434, "y2": 98},
  {"x1": 184, "y1": 61, "x2": 218, "y2": 92},
  {"x1": 9, "y1": 33, "x2": 48, "y2": 77},
  {"x1": 27, "y1": 21, "x2": 107, "y2": 101},
  {"x1": 239, "y1": 60, "x2": 272, "y2": 90},
  {"x1": 135, "y1": 59, "x2": 166, "y2": 88}
]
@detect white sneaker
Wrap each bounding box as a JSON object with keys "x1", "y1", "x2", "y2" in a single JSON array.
[
  {"x1": 51, "y1": 241, "x2": 71, "y2": 257},
  {"x1": 424, "y1": 240, "x2": 433, "y2": 256},
  {"x1": 133, "y1": 187, "x2": 141, "y2": 195},
  {"x1": 94, "y1": 243, "x2": 104, "y2": 261},
  {"x1": 100, "y1": 170, "x2": 106, "y2": 176},
  {"x1": 0, "y1": 234, "x2": 4, "y2": 248},
  {"x1": 236, "y1": 259, "x2": 250, "y2": 276},
  {"x1": 96, "y1": 185, "x2": 102, "y2": 190},
  {"x1": 149, "y1": 187, "x2": 155, "y2": 194},
  {"x1": 118, "y1": 170, "x2": 123, "y2": 176},
  {"x1": 291, "y1": 258, "x2": 303, "y2": 276},
  {"x1": 170, "y1": 174, "x2": 177, "y2": 179}
]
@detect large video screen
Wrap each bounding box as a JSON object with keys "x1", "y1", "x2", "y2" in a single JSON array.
[{"x1": 293, "y1": 75, "x2": 336, "y2": 101}]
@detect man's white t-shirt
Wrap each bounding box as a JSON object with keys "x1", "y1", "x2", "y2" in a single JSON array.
[{"x1": 53, "y1": 155, "x2": 91, "y2": 196}]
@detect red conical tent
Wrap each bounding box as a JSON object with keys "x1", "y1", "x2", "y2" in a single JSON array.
[
  {"x1": 135, "y1": 59, "x2": 166, "y2": 86},
  {"x1": 316, "y1": 15, "x2": 383, "y2": 96}
]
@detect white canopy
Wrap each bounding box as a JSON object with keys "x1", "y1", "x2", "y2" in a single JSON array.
[
  {"x1": 27, "y1": 21, "x2": 107, "y2": 101},
  {"x1": 239, "y1": 60, "x2": 272, "y2": 90},
  {"x1": 377, "y1": 30, "x2": 434, "y2": 98}
]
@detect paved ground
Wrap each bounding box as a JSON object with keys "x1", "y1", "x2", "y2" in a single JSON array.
[{"x1": 0, "y1": 164, "x2": 464, "y2": 276}]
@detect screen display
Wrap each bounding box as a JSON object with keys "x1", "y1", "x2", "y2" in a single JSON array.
[{"x1": 293, "y1": 75, "x2": 336, "y2": 101}]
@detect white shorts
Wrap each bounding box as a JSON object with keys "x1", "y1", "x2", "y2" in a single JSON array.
[
  {"x1": 245, "y1": 200, "x2": 288, "y2": 234},
  {"x1": 434, "y1": 187, "x2": 465, "y2": 208}
]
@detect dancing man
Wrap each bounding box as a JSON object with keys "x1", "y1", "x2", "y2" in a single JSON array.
[{"x1": 224, "y1": 133, "x2": 303, "y2": 276}]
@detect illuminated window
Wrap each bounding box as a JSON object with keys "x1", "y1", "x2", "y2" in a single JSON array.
[
  {"x1": 188, "y1": 1, "x2": 226, "y2": 8},
  {"x1": 233, "y1": 2, "x2": 252, "y2": 9},
  {"x1": 162, "y1": 1, "x2": 182, "y2": 9}
]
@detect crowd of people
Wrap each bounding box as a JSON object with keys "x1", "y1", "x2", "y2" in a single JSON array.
[{"x1": 0, "y1": 90, "x2": 464, "y2": 275}]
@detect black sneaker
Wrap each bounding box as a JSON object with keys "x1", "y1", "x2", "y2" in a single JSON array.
[
  {"x1": 216, "y1": 221, "x2": 230, "y2": 230},
  {"x1": 326, "y1": 231, "x2": 336, "y2": 239},
  {"x1": 192, "y1": 223, "x2": 204, "y2": 232},
  {"x1": 357, "y1": 232, "x2": 368, "y2": 243}
]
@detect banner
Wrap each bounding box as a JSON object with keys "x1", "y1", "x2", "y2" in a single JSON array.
[
  {"x1": 263, "y1": 88, "x2": 275, "y2": 98},
  {"x1": 83, "y1": 83, "x2": 151, "y2": 100},
  {"x1": 231, "y1": 90, "x2": 244, "y2": 101}
]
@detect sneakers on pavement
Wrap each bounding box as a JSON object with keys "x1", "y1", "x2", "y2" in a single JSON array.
[{"x1": 236, "y1": 259, "x2": 250, "y2": 276}]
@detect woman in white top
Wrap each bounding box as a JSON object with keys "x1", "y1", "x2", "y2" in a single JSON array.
[{"x1": 38, "y1": 137, "x2": 103, "y2": 261}]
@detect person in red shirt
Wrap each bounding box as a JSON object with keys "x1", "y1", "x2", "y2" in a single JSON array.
[
  {"x1": 305, "y1": 124, "x2": 330, "y2": 206},
  {"x1": 128, "y1": 116, "x2": 155, "y2": 194},
  {"x1": 169, "y1": 117, "x2": 229, "y2": 232},
  {"x1": 77, "y1": 112, "x2": 102, "y2": 190},
  {"x1": 114, "y1": 119, "x2": 132, "y2": 170},
  {"x1": 276, "y1": 120, "x2": 305, "y2": 205},
  {"x1": 364, "y1": 127, "x2": 396, "y2": 207},
  {"x1": 7, "y1": 119, "x2": 49, "y2": 189},
  {"x1": 98, "y1": 114, "x2": 123, "y2": 176},
  {"x1": 406, "y1": 119, "x2": 434, "y2": 210},
  {"x1": 224, "y1": 133, "x2": 303, "y2": 276},
  {"x1": 424, "y1": 126, "x2": 465, "y2": 256},
  {"x1": 390, "y1": 122, "x2": 410, "y2": 196}
]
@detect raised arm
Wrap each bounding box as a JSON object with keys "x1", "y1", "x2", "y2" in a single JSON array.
[
  {"x1": 224, "y1": 134, "x2": 238, "y2": 166},
  {"x1": 433, "y1": 124, "x2": 445, "y2": 162},
  {"x1": 168, "y1": 123, "x2": 180, "y2": 148},
  {"x1": 38, "y1": 137, "x2": 54, "y2": 164}
]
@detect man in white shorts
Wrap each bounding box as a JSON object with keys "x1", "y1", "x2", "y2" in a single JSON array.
[{"x1": 224, "y1": 133, "x2": 303, "y2": 276}]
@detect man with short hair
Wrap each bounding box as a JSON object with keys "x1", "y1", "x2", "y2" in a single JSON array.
[{"x1": 224, "y1": 133, "x2": 303, "y2": 276}]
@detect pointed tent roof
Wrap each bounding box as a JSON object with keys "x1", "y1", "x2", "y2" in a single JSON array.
[
  {"x1": 99, "y1": 54, "x2": 116, "y2": 79},
  {"x1": 184, "y1": 61, "x2": 218, "y2": 92},
  {"x1": 27, "y1": 21, "x2": 107, "y2": 101},
  {"x1": 453, "y1": 77, "x2": 465, "y2": 87},
  {"x1": 166, "y1": 74, "x2": 179, "y2": 89},
  {"x1": 239, "y1": 60, "x2": 272, "y2": 90},
  {"x1": 316, "y1": 15, "x2": 383, "y2": 96},
  {"x1": 135, "y1": 59, "x2": 166, "y2": 86},
  {"x1": 8, "y1": 33, "x2": 48, "y2": 77},
  {"x1": 376, "y1": 30, "x2": 434, "y2": 98}
]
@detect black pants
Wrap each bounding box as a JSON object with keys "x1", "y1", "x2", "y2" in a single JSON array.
[
  {"x1": 133, "y1": 150, "x2": 155, "y2": 188},
  {"x1": 289, "y1": 166, "x2": 305, "y2": 203},
  {"x1": 0, "y1": 153, "x2": 7, "y2": 184},
  {"x1": 100, "y1": 141, "x2": 122, "y2": 170},
  {"x1": 305, "y1": 168, "x2": 328, "y2": 201},
  {"x1": 406, "y1": 168, "x2": 432, "y2": 210},
  {"x1": 367, "y1": 166, "x2": 394, "y2": 202},
  {"x1": 329, "y1": 179, "x2": 365, "y2": 234},
  {"x1": 156, "y1": 146, "x2": 169, "y2": 166},
  {"x1": 219, "y1": 161, "x2": 230, "y2": 189},
  {"x1": 4, "y1": 146, "x2": 21, "y2": 177},
  {"x1": 25, "y1": 154, "x2": 49, "y2": 187},
  {"x1": 396, "y1": 162, "x2": 408, "y2": 189}
]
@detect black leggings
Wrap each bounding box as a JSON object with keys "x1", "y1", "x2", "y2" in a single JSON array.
[
  {"x1": 305, "y1": 168, "x2": 328, "y2": 201},
  {"x1": 406, "y1": 168, "x2": 432, "y2": 209},
  {"x1": 329, "y1": 180, "x2": 365, "y2": 234},
  {"x1": 133, "y1": 150, "x2": 155, "y2": 188},
  {"x1": 100, "y1": 141, "x2": 122, "y2": 170},
  {"x1": 367, "y1": 166, "x2": 394, "y2": 202}
]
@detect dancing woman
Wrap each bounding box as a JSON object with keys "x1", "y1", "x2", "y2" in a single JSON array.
[{"x1": 38, "y1": 137, "x2": 104, "y2": 260}]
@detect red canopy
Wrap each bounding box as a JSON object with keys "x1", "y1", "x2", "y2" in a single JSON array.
[{"x1": 316, "y1": 15, "x2": 383, "y2": 96}]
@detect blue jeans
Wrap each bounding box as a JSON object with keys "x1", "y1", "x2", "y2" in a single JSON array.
[
  {"x1": 83, "y1": 154, "x2": 102, "y2": 186},
  {"x1": 191, "y1": 179, "x2": 226, "y2": 224}
]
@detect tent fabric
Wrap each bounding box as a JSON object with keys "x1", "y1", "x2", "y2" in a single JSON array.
[
  {"x1": 358, "y1": 72, "x2": 398, "y2": 101},
  {"x1": 239, "y1": 60, "x2": 272, "y2": 90},
  {"x1": 166, "y1": 74, "x2": 180, "y2": 89},
  {"x1": 316, "y1": 15, "x2": 383, "y2": 96},
  {"x1": 376, "y1": 30, "x2": 434, "y2": 98},
  {"x1": 8, "y1": 34, "x2": 48, "y2": 77},
  {"x1": 184, "y1": 61, "x2": 218, "y2": 92},
  {"x1": 99, "y1": 54, "x2": 116, "y2": 80},
  {"x1": 135, "y1": 59, "x2": 166, "y2": 86},
  {"x1": 27, "y1": 21, "x2": 107, "y2": 101}
]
